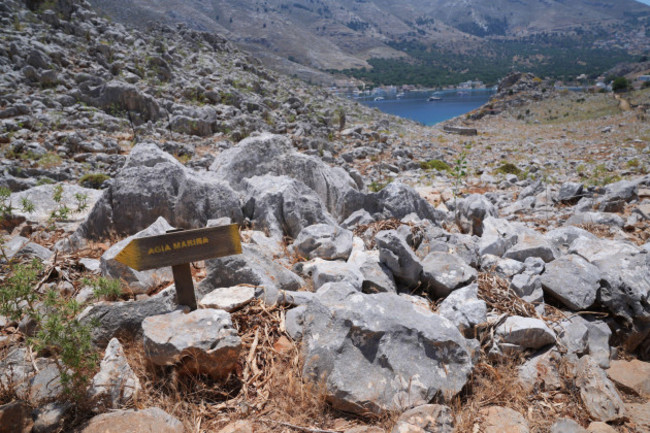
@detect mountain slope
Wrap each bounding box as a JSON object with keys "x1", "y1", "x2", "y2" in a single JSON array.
[{"x1": 89, "y1": 0, "x2": 650, "y2": 83}]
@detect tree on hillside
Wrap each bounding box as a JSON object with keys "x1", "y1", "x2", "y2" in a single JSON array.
[{"x1": 612, "y1": 77, "x2": 630, "y2": 93}]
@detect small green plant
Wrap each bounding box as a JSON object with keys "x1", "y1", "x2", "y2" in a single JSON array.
[
  {"x1": 626, "y1": 158, "x2": 640, "y2": 169},
  {"x1": 420, "y1": 159, "x2": 451, "y2": 172},
  {"x1": 1, "y1": 187, "x2": 34, "y2": 220},
  {"x1": 369, "y1": 177, "x2": 393, "y2": 192},
  {"x1": 83, "y1": 276, "x2": 122, "y2": 301},
  {"x1": 49, "y1": 184, "x2": 88, "y2": 222}
]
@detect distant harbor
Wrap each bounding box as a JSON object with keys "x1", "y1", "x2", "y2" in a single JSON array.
[{"x1": 352, "y1": 88, "x2": 496, "y2": 126}]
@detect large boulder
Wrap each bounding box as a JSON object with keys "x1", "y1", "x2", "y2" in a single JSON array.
[
  {"x1": 340, "y1": 182, "x2": 445, "y2": 223},
  {"x1": 142, "y1": 309, "x2": 241, "y2": 379},
  {"x1": 301, "y1": 284, "x2": 474, "y2": 415},
  {"x1": 209, "y1": 133, "x2": 357, "y2": 217},
  {"x1": 242, "y1": 175, "x2": 336, "y2": 238},
  {"x1": 99, "y1": 217, "x2": 174, "y2": 295},
  {"x1": 10, "y1": 184, "x2": 103, "y2": 224},
  {"x1": 540, "y1": 255, "x2": 601, "y2": 311},
  {"x1": 76, "y1": 142, "x2": 243, "y2": 239}
]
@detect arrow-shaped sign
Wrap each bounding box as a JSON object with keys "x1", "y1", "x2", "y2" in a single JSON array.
[{"x1": 114, "y1": 224, "x2": 242, "y2": 310}]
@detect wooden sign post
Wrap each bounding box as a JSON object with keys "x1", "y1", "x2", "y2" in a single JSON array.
[{"x1": 114, "y1": 224, "x2": 242, "y2": 310}]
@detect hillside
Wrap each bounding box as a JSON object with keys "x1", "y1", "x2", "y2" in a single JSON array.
[
  {"x1": 88, "y1": 0, "x2": 650, "y2": 84},
  {"x1": 1, "y1": 1, "x2": 650, "y2": 433}
]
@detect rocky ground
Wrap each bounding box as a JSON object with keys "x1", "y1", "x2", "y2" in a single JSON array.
[{"x1": 1, "y1": 1, "x2": 650, "y2": 433}]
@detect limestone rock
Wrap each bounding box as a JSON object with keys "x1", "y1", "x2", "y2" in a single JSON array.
[
  {"x1": 540, "y1": 255, "x2": 601, "y2": 311},
  {"x1": 438, "y1": 283, "x2": 486, "y2": 334},
  {"x1": 457, "y1": 194, "x2": 497, "y2": 236},
  {"x1": 301, "y1": 283, "x2": 474, "y2": 415},
  {"x1": 199, "y1": 286, "x2": 256, "y2": 312},
  {"x1": 550, "y1": 418, "x2": 587, "y2": 433},
  {"x1": 496, "y1": 316, "x2": 556, "y2": 350},
  {"x1": 606, "y1": 359, "x2": 650, "y2": 398},
  {"x1": 576, "y1": 356, "x2": 625, "y2": 422},
  {"x1": 421, "y1": 252, "x2": 477, "y2": 298},
  {"x1": 143, "y1": 309, "x2": 241, "y2": 379},
  {"x1": 376, "y1": 230, "x2": 422, "y2": 289},
  {"x1": 88, "y1": 338, "x2": 140, "y2": 410},
  {"x1": 80, "y1": 407, "x2": 184, "y2": 433},
  {"x1": 293, "y1": 224, "x2": 354, "y2": 261},
  {"x1": 479, "y1": 406, "x2": 529, "y2": 433},
  {"x1": 391, "y1": 404, "x2": 454, "y2": 433}
]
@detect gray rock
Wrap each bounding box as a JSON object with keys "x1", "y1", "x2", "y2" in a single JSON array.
[
  {"x1": 550, "y1": 419, "x2": 587, "y2": 433},
  {"x1": 100, "y1": 216, "x2": 174, "y2": 295},
  {"x1": 169, "y1": 105, "x2": 217, "y2": 136},
  {"x1": 510, "y1": 273, "x2": 544, "y2": 303},
  {"x1": 420, "y1": 252, "x2": 477, "y2": 298},
  {"x1": 566, "y1": 212, "x2": 624, "y2": 228},
  {"x1": 540, "y1": 255, "x2": 601, "y2": 310},
  {"x1": 555, "y1": 316, "x2": 589, "y2": 357},
  {"x1": 457, "y1": 194, "x2": 497, "y2": 236},
  {"x1": 479, "y1": 217, "x2": 519, "y2": 257},
  {"x1": 341, "y1": 209, "x2": 375, "y2": 229},
  {"x1": 523, "y1": 257, "x2": 545, "y2": 275},
  {"x1": 78, "y1": 286, "x2": 178, "y2": 347},
  {"x1": 568, "y1": 237, "x2": 640, "y2": 263},
  {"x1": 10, "y1": 184, "x2": 102, "y2": 224},
  {"x1": 596, "y1": 252, "x2": 650, "y2": 323},
  {"x1": 286, "y1": 304, "x2": 307, "y2": 341},
  {"x1": 210, "y1": 133, "x2": 357, "y2": 217},
  {"x1": 584, "y1": 319, "x2": 612, "y2": 368},
  {"x1": 77, "y1": 142, "x2": 243, "y2": 239},
  {"x1": 79, "y1": 407, "x2": 184, "y2": 433},
  {"x1": 576, "y1": 356, "x2": 625, "y2": 422},
  {"x1": 302, "y1": 284, "x2": 474, "y2": 415},
  {"x1": 496, "y1": 316, "x2": 556, "y2": 350},
  {"x1": 309, "y1": 260, "x2": 364, "y2": 291},
  {"x1": 518, "y1": 348, "x2": 563, "y2": 392},
  {"x1": 79, "y1": 80, "x2": 164, "y2": 125},
  {"x1": 356, "y1": 252, "x2": 398, "y2": 294},
  {"x1": 391, "y1": 404, "x2": 454, "y2": 433},
  {"x1": 604, "y1": 179, "x2": 638, "y2": 202},
  {"x1": 88, "y1": 338, "x2": 140, "y2": 410},
  {"x1": 199, "y1": 285, "x2": 256, "y2": 312},
  {"x1": 545, "y1": 226, "x2": 597, "y2": 254},
  {"x1": 558, "y1": 182, "x2": 584, "y2": 203},
  {"x1": 13, "y1": 242, "x2": 54, "y2": 262},
  {"x1": 143, "y1": 309, "x2": 241, "y2": 379},
  {"x1": 293, "y1": 224, "x2": 353, "y2": 261},
  {"x1": 197, "y1": 244, "x2": 304, "y2": 304},
  {"x1": 504, "y1": 230, "x2": 558, "y2": 263},
  {"x1": 438, "y1": 283, "x2": 486, "y2": 335},
  {"x1": 32, "y1": 402, "x2": 70, "y2": 433},
  {"x1": 376, "y1": 230, "x2": 423, "y2": 289},
  {"x1": 0, "y1": 235, "x2": 29, "y2": 262},
  {"x1": 243, "y1": 175, "x2": 336, "y2": 238}
]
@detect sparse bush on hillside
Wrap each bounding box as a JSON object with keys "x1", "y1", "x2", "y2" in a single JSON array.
[{"x1": 612, "y1": 76, "x2": 630, "y2": 93}]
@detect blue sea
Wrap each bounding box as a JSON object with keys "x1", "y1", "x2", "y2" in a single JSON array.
[{"x1": 355, "y1": 89, "x2": 496, "y2": 126}]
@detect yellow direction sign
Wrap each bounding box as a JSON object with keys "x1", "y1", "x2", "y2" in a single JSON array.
[
  {"x1": 114, "y1": 224, "x2": 242, "y2": 310},
  {"x1": 115, "y1": 224, "x2": 241, "y2": 271}
]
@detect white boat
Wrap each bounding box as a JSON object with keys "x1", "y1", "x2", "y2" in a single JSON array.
[
  {"x1": 374, "y1": 97, "x2": 385, "y2": 101},
  {"x1": 396, "y1": 92, "x2": 405, "y2": 99},
  {"x1": 427, "y1": 96, "x2": 442, "y2": 101}
]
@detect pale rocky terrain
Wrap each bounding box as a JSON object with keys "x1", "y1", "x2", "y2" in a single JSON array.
[{"x1": 1, "y1": 1, "x2": 650, "y2": 433}]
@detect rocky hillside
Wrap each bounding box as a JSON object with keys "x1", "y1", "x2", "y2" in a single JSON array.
[
  {"x1": 88, "y1": 0, "x2": 650, "y2": 82},
  {"x1": 1, "y1": 1, "x2": 650, "y2": 433}
]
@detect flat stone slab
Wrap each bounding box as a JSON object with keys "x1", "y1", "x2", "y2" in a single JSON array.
[{"x1": 199, "y1": 285, "x2": 256, "y2": 312}]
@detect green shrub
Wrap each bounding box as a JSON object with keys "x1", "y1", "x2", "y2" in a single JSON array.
[
  {"x1": 420, "y1": 159, "x2": 451, "y2": 172},
  {"x1": 494, "y1": 162, "x2": 522, "y2": 177},
  {"x1": 79, "y1": 173, "x2": 110, "y2": 189},
  {"x1": 612, "y1": 77, "x2": 630, "y2": 93},
  {"x1": 369, "y1": 178, "x2": 393, "y2": 192}
]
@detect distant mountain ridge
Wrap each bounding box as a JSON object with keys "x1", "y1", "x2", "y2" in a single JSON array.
[{"x1": 90, "y1": 0, "x2": 650, "y2": 83}]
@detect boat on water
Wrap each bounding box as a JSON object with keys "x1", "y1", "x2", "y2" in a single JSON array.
[
  {"x1": 457, "y1": 91, "x2": 469, "y2": 96},
  {"x1": 427, "y1": 96, "x2": 442, "y2": 101},
  {"x1": 396, "y1": 92, "x2": 405, "y2": 99},
  {"x1": 374, "y1": 96, "x2": 385, "y2": 101}
]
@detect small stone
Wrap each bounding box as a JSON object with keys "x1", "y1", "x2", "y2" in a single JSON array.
[
  {"x1": 496, "y1": 316, "x2": 556, "y2": 350},
  {"x1": 293, "y1": 224, "x2": 354, "y2": 261},
  {"x1": 586, "y1": 422, "x2": 617, "y2": 433},
  {"x1": 199, "y1": 285, "x2": 256, "y2": 312},
  {"x1": 479, "y1": 406, "x2": 529, "y2": 433},
  {"x1": 80, "y1": 407, "x2": 184, "y2": 433},
  {"x1": 0, "y1": 401, "x2": 33, "y2": 433},
  {"x1": 421, "y1": 252, "x2": 477, "y2": 298},
  {"x1": 391, "y1": 404, "x2": 454, "y2": 433},
  {"x1": 550, "y1": 418, "x2": 587, "y2": 433},
  {"x1": 219, "y1": 420, "x2": 253, "y2": 433}
]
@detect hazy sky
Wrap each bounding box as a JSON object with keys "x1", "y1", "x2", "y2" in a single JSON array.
[{"x1": 636, "y1": 0, "x2": 650, "y2": 5}]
